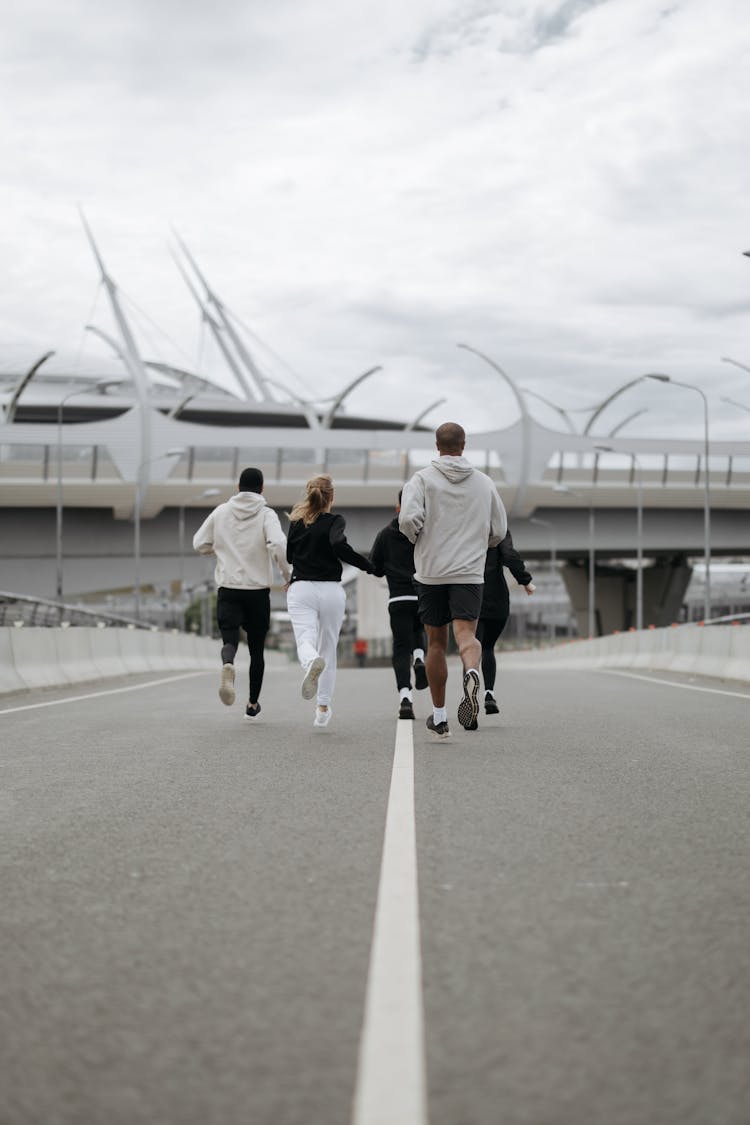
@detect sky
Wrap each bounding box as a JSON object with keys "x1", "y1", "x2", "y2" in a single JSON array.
[{"x1": 2, "y1": 0, "x2": 750, "y2": 441}]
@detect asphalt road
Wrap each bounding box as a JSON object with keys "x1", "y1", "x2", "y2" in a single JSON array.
[{"x1": 1, "y1": 657, "x2": 749, "y2": 1125}]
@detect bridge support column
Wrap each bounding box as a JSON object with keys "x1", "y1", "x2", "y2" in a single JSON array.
[{"x1": 561, "y1": 556, "x2": 693, "y2": 636}]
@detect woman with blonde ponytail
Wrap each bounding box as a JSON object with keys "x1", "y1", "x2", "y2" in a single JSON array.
[{"x1": 286, "y1": 475, "x2": 374, "y2": 728}]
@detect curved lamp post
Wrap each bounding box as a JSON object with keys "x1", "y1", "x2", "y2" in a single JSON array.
[
  {"x1": 404, "y1": 398, "x2": 447, "y2": 432},
  {"x1": 56, "y1": 379, "x2": 123, "y2": 599},
  {"x1": 646, "y1": 374, "x2": 711, "y2": 621},
  {"x1": 321, "y1": 366, "x2": 383, "y2": 429},
  {"x1": 4, "y1": 350, "x2": 55, "y2": 424},
  {"x1": 520, "y1": 388, "x2": 577, "y2": 434},
  {"x1": 457, "y1": 343, "x2": 531, "y2": 515}
]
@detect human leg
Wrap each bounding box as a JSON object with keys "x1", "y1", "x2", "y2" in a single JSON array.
[
  {"x1": 287, "y1": 582, "x2": 326, "y2": 698},
  {"x1": 314, "y1": 583, "x2": 346, "y2": 706},
  {"x1": 411, "y1": 608, "x2": 428, "y2": 690},
  {"x1": 216, "y1": 587, "x2": 242, "y2": 705},
  {"x1": 389, "y1": 602, "x2": 415, "y2": 691},
  {"x1": 477, "y1": 617, "x2": 503, "y2": 692},
  {"x1": 241, "y1": 588, "x2": 271, "y2": 706},
  {"x1": 424, "y1": 624, "x2": 449, "y2": 707}
]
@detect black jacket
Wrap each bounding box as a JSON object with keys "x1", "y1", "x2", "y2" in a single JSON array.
[
  {"x1": 369, "y1": 517, "x2": 418, "y2": 599},
  {"x1": 480, "y1": 530, "x2": 533, "y2": 619},
  {"x1": 287, "y1": 512, "x2": 373, "y2": 582}
]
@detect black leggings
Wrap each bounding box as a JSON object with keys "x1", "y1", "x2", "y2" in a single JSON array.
[
  {"x1": 216, "y1": 587, "x2": 271, "y2": 704},
  {"x1": 475, "y1": 614, "x2": 509, "y2": 692},
  {"x1": 388, "y1": 601, "x2": 427, "y2": 690}
]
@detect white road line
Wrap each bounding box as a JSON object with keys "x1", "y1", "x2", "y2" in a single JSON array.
[
  {"x1": 352, "y1": 719, "x2": 428, "y2": 1125},
  {"x1": 0, "y1": 671, "x2": 209, "y2": 715},
  {"x1": 602, "y1": 669, "x2": 750, "y2": 700}
]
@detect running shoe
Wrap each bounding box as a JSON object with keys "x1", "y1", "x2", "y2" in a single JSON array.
[
  {"x1": 301, "y1": 656, "x2": 325, "y2": 700},
  {"x1": 313, "y1": 705, "x2": 332, "y2": 728},
  {"x1": 484, "y1": 691, "x2": 499, "y2": 715},
  {"x1": 219, "y1": 663, "x2": 236, "y2": 706},
  {"x1": 426, "y1": 715, "x2": 451, "y2": 739},
  {"x1": 457, "y1": 669, "x2": 480, "y2": 730},
  {"x1": 413, "y1": 657, "x2": 428, "y2": 691},
  {"x1": 244, "y1": 702, "x2": 262, "y2": 720},
  {"x1": 399, "y1": 698, "x2": 415, "y2": 720}
]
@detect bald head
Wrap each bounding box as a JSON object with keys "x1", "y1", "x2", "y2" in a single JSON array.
[{"x1": 435, "y1": 422, "x2": 466, "y2": 455}]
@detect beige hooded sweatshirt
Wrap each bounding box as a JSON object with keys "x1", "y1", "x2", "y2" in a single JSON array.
[
  {"x1": 193, "y1": 492, "x2": 291, "y2": 589},
  {"x1": 398, "y1": 456, "x2": 508, "y2": 585}
]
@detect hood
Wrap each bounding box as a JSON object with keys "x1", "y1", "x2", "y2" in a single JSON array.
[
  {"x1": 226, "y1": 492, "x2": 266, "y2": 520},
  {"x1": 431, "y1": 455, "x2": 475, "y2": 483}
]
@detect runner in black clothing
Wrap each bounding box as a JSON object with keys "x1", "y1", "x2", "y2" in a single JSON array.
[
  {"x1": 370, "y1": 490, "x2": 428, "y2": 720},
  {"x1": 477, "y1": 529, "x2": 535, "y2": 714}
]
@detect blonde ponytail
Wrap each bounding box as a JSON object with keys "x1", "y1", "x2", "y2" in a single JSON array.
[{"x1": 288, "y1": 474, "x2": 335, "y2": 525}]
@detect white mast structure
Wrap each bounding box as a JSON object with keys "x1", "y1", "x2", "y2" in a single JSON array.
[{"x1": 172, "y1": 231, "x2": 274, "y2": 404}]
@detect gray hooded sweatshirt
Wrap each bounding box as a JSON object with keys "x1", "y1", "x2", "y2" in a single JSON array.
[
  {"x1": 398, "y1": 456, "x2": 508, "y2": 585},
  {"x1": 193, "y1": 492, "x2": 291, "y2": 589}
]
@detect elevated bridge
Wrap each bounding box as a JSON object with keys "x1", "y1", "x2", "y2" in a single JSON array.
[{"x1": 1, "y1": 406, "x2": 749, "y2": 634}]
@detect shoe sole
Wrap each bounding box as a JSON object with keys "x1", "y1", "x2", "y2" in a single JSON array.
[
  {"x1": 426, "y1": 721, "x2": 451, "y2": 739},
  {"x1": 457, "y1": 670, "x2": 480, "y2": 729},
  {"x1": 301, "y1": 656, "x2": 325, "y2": 700},
  {"x1": 219, "y1": 664, "x2": 236, "y2": 706},
  {"x1": 414, "y1": 664, "x2": 429, "y2": 691}
]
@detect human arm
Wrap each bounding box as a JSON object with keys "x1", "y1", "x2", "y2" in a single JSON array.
[
  {"x1": 329, "y1": 515, "x2": 374, "y2": 573},
  {"x1": 487, "y1": 486, "x2": 508, "y2": 548},
  {"x1": 264, "y1": 508, "x2": 292, "y2": 583},
  {"x1": 397, "y1": 475, "x2": 425, "y2": 544},
  {"x1": 498, "y1": 529, "x2": 534, "y2": 588},
  {"x1": 369, "y1": 529, "x2": 386, "y2": 578},
  {"x1": 192, "y1": 511, "x2": 216, "y2": 555}
]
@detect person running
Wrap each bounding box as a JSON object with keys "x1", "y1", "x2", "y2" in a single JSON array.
[
  {"x1": 193, "y1": 466, "x2": 291, "y2": 719},
  {"x1": 370, "y1": 489, "x2": 429, "y2": 721},
  {"x1": 478, "y1": 530, "x2": 535, "y2": 715},
  {"x1": 286, "y1": 474, "x2": 374, "y2": 729},
  {"x1": 399, "y1": 422, "x2": 508, "y2": 738}
]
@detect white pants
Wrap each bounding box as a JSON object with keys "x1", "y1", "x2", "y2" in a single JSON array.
[{"x1": 286, "y1": 581, "x2": 346, "y2": 705}]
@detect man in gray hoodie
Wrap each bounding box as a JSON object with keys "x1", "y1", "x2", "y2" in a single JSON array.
[
  {"x1": 193, "y1": 467, "x2": 291, "y2": 719},
  {"x1": 399, "y1": 423, "x2": 508, "y2": 737}
]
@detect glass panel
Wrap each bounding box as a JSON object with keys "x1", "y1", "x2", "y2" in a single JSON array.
[{"x1": 0, "y1": 443, "x2": 46, "y2": 479}]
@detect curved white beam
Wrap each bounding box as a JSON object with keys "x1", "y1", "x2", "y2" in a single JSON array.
[
  {"x1": 321, "y1": 366, "x2": 383, "y2": 429},
  {"x1": 5, "y1": 350, "x2": 55, "y2": 423},
  {"x1": 456, "y1": 343, "x2": 531, "y2": 515}
]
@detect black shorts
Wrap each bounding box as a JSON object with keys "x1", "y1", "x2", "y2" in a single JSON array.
[
  {"x1": 416, "y1": 582, "x2": 483, "y2": 628},
  {"x1": 216, "y1": 586, "x2": 271, "y2": 640}
]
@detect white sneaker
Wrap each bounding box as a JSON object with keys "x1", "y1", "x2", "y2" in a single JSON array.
[
  {"x1": 314, "y1": 705, "x2": 332, "y2": 728},
  {"x1": 219, "y1": 663, "x2": 235, "y2": 706},
  {"x1": 301, "y1": 656, "x2": 325, "y2": 700}
]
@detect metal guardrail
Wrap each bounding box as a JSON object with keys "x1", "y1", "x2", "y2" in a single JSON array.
[{"x1": 0, "y1": 591, "x2": 153, "y2": 630}]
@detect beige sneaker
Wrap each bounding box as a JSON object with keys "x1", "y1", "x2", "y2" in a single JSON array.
[
  {"x1": 219, "y1": 663, "x2": 236, "y2": 706},
  {"x1": 301, "y1": 656, "x2": 325, "y2": 700}
]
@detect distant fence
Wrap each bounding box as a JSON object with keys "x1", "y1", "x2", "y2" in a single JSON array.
[{"x1": 0, "y1": 590, "x2": 151, "y2": 630}]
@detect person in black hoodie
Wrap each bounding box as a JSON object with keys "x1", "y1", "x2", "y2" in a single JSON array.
[
  {"x1": 477, "y1": 529, "x2": 535, "y2": 715},
  {"x1": 370, "y1": 490, "x2": 429, "y2": 721},
  {"x1": 286, "y1": 474, "x2": 374, "y2": 728}
]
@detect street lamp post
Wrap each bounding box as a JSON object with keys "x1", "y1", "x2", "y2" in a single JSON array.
[
  {"x1": 134, "y1": 448, "x2": 186, "y2": 621},
  {"x1": 529, "y1": 516, "x2": 557, "y2": 642},
  {"x1": 646, "y1": 374, "x2": 711, "y2": 621},
  {"x1": 553, "y1": 484, "x2": 596, "y2": 638},
  {"x1": 596, "y1": 444, "x2": 644, "y2": 630},
  {"x1": 178, "y1": 488, "x2": 220, "y2": 596},
  {"x1": 56, "y1": 380, "x2": 122, "y2": 599}
]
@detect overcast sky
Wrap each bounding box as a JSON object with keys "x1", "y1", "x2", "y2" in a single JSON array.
[{"x1": 2, "y1": 0, "x2": 750, "y2": 440}]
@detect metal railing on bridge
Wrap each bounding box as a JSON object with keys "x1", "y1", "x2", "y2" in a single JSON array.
[{"x1": 0, "y1": 591, "x2": 152, "y2": 630}]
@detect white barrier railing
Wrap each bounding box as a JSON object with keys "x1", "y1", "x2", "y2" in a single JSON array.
[
  {"x1": 505, "y1": 625, "x2": 750, "y2": 685},
  {"x1": 0, "y1": 627, "x2": 218, "y2": 694}
]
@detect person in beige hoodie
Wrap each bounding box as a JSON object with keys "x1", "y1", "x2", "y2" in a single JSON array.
[
  {"x1": 193, "y1": 467, "x2": 291, "y2": 719},
  {"x1": 399, "y1": 422, "x2": 508, "y2": 738}
]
